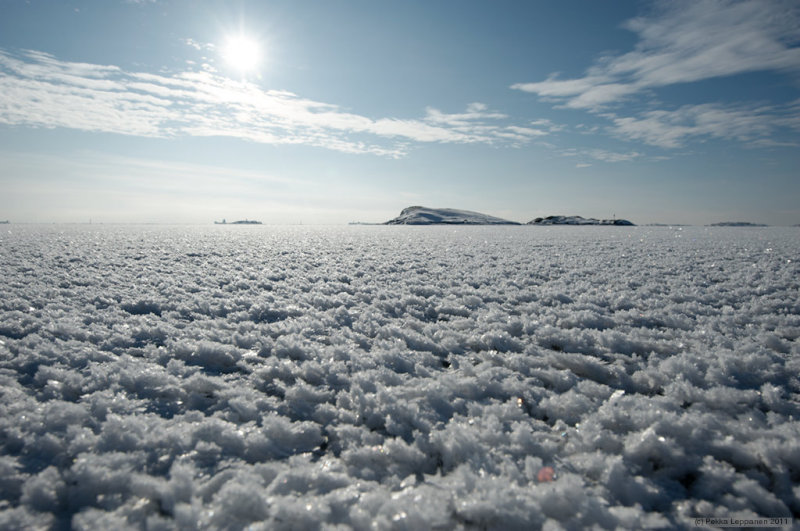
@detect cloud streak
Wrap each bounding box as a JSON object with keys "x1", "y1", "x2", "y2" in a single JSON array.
[{"x1": 0, "y1": 49, "x2": 543, "y2": 157}]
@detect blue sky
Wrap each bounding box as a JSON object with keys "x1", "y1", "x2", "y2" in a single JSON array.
[{"x1": 1, "y1": 0, "x2": 798, "y2": 225}]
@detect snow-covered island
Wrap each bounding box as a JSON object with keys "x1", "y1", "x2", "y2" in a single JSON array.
[
  {"x1": 528, "y1": 215, "x2": 634, "y2": 226},
  {"x1": 385, "y1": 206, "x2": 520, "y2": 225}
]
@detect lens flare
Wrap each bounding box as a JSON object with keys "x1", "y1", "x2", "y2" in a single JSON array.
[{"x1": 222, "y1": 35, "x2": 261, "y2": 72}]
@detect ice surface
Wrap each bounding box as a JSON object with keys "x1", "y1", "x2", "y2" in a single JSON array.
[{"x1": 0, "y1": 224, "x2": 798, "y2": 528}]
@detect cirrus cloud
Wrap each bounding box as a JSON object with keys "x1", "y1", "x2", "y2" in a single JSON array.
[
  {"x1": 609, "y1": 102, "x2": 800, "y2": 148},
  {"x1": 512, "y1": 0, "x2": 800, "y2": 111},
  {"x1": 511, "y1": 0, "x2": 800, "y2": 150}
]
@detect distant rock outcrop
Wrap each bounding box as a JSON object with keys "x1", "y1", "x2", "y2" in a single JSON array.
[
  {"x1": 214, "y1": 219, "x2": 262, "y2": 225},
  {"x1": 385, "y1": 206, "x2": 520, "y2": 225},
  {"x1": 528, "y1": 215, "x2": 634, "y2": 226},
  {"x1": 708, "y1": 222, "x2": 767, "y2": 227}
]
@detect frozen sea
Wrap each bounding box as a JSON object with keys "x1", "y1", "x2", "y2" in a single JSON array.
[{"x1": 0, "y1": 224, "x2": 798, "y2": 529}]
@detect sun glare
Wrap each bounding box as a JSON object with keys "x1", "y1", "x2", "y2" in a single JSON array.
[{"x1": 222, "y1": 35, "x2": 261, "y2": 72}]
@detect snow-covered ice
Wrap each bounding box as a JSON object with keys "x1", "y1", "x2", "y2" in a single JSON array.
[{"x1": 0, "y1": 224, "x2": 798, "y2": 529}]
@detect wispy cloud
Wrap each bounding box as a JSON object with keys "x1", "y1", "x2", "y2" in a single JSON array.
[
  {"x1": 0, "y1": 49, "x2": 547, "y2": 157},
  {"x1": 610, "y1": 102, "x2": 800, "y2": 148},
  {"x1": 421, "y1": 106, "x2": 563, "y2": 144},
  {"x1": 561, "y1": 148, "x2": 643, "y2": 163},
  {"x1": 511, "y1": 0, "x2": 800, "y2": 149},
  {"x1": 512, "y1": 0, "x2": 800, "y2": 110},
  {"x1": 183, "y1": 38, "x2": 215, "y2": 52}
]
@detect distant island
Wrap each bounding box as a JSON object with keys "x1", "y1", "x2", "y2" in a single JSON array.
[
  {"x1": 381, "y1": 207, "x2": 635, "y2": 226},
  {"x1": 384, "y1": 206, "x2": 520, "y2": 225},
  {"x1": 214, "y1": 219, "x2": 262, "y2": 225},
  {"x1": 528, "y1": 215, "x2": 634, "y2": 226},
  {"x1": 708, "y1": 221, "x2": 767, "y2": 227}
]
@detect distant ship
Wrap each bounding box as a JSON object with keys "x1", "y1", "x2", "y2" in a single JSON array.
[
  {"x1": 214, "y1": 219, "x2": 262, "y2": 225},
  {"x1": 0, "y1": 220, "x2": 8, "y2": 224}
]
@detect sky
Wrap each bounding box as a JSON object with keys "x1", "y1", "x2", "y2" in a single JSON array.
[{"x1": 1, "y1": 0, "x2": 799, "y2": 225}]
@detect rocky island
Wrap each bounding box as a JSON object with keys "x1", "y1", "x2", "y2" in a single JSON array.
[{"x1": 528, "y1": 215, "x2": 634, "y2": 226}]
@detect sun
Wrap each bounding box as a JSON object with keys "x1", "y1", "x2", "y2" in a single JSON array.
[{"x1": 222, "y1": 35, "x2": 261, "y2": 73}]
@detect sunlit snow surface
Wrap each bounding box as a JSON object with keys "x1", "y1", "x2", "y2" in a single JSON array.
[{"x1": 1, "y1": 225, "x2": 799, "y2": 529}]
